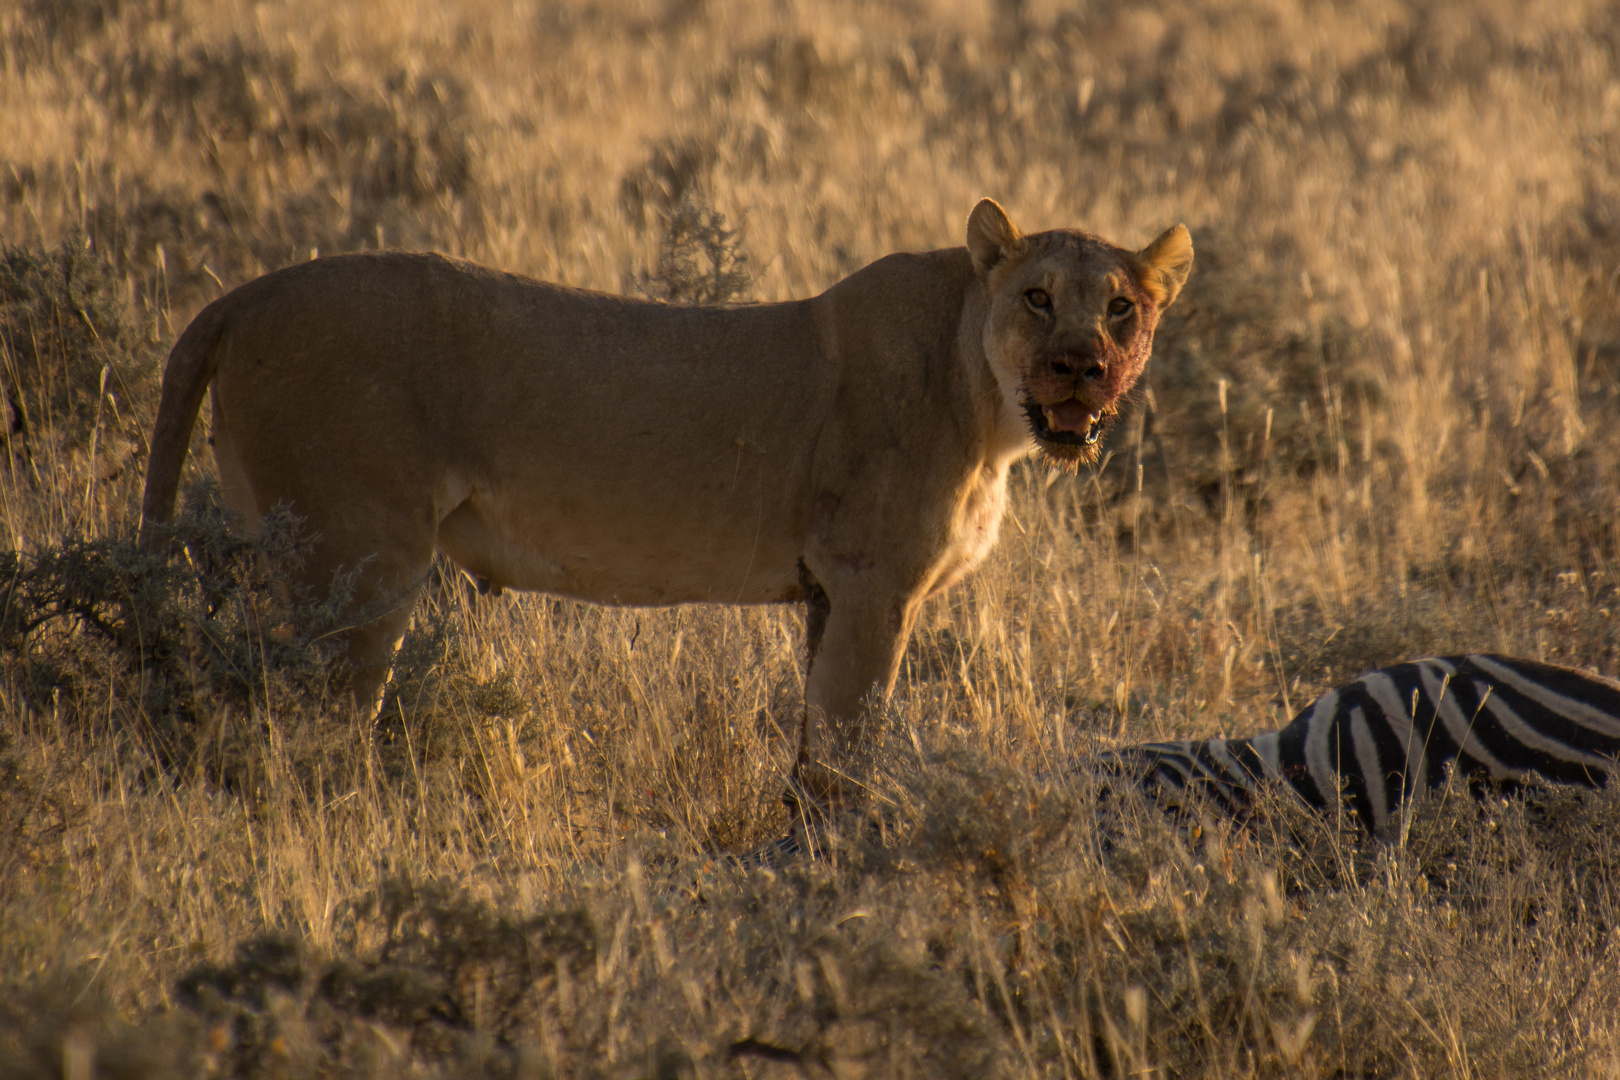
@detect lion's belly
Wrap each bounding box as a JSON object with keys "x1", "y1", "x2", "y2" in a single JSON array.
[{"x1": 435, "y1": 483, "x2": 806, "y2": 606}]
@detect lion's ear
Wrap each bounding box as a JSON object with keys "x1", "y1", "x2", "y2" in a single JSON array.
[
  {"x1": 967, "y1": 199, "x2": 1026, "y2": 277},
  {"x1": 1134, "y1": 224, "x2": 1194, "y2": 309}
]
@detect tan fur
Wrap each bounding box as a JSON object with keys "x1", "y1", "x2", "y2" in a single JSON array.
[{"x1": 139, "y1": 200, "x2": 1191, "y2": 807}]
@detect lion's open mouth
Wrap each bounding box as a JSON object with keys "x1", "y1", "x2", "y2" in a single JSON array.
[{"x1": 1024, "y1": 399, "x2": 1105, "y2": 446}]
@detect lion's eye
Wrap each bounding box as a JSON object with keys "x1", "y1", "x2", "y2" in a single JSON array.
[
  {"x1": 1025, "y1": 288, "x2": 1052, "y2": 311},
  {"x1": 1108, "y1": 297, "x2": 1134, "y2": 318}
]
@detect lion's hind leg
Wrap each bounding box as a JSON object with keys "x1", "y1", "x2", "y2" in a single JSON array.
[
  {"x1": 209, "y1": 407, "x2": 263, "y2": 531},
  {"x1": 233, "y1": 483, "x2": 437, "y2": 714},
  {"x1": 311, "y1": 506, "x2": 442, "y2": 714},
  {"x1": 211, "y1": 407, "x2": 441, "y2": 712}
]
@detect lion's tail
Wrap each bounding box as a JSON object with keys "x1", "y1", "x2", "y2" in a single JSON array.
[{"x1": 138, "y1": 297, "x2": 230, "y2": 549}]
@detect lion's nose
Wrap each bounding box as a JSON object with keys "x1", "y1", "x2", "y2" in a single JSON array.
[{"x1": 1051, "y1": 356, "x2": 1107, "y2": 382}]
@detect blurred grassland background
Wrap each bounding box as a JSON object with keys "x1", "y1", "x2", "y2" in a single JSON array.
[{"x1": 3, "y1": 0, "x2": 1620, "y2": 1075}]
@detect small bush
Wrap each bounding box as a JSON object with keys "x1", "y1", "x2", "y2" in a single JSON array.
[
  {"x1": 0, "y1": 978, "x2": 198, "y2": 1080},
  {"x1": 897, "y1": 743, "x2": 1079, "y2": 895},
  {"x1": 177, "y1": 878, "x2": 596, "y2": 1075},
  {"x1": 644, "y1": 192, "x2": 753, "y2": 305},
  {"x1": 0, "y1": 229, "x2": 156, "y2": 460},
  {"x1": 374, "y1": 601, "x2": 538, "y2": 777},
  {"x1": 1101, "y1": 224, "x2": 1378, "y2": 524},
  {"x1": 0, "y1": 485, "x2": 349, "y2": 770}
]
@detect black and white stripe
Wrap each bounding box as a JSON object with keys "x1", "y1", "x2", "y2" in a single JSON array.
[{"x1": 1082, "y1": 654, "x2": 1620, "y2": 834}]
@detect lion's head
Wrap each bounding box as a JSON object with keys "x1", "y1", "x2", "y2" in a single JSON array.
[{"x1": 968, "y1": 198, "x2": 1193, "y2": 467}]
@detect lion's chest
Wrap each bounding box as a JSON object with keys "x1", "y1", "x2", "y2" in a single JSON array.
[{"x1": 925, "y1": 465, "x2": 1011, "y2": 597}]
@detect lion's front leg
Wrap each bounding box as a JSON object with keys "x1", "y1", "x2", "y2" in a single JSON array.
[{"x1": 793, "y1": 571, "x2": 923, "y2": 813}]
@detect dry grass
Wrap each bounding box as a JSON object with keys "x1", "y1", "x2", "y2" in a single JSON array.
[{"x1": 3, "y1": 0, "x2": 1620, "y2": 1075}]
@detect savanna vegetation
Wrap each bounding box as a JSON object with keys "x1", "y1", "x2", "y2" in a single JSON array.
[{"x1": 2, "y1": 0, "x2": 1620, "y2": 1075}]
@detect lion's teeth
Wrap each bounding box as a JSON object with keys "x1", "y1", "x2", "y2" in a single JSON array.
[{"x1": 1042, "y1": 407, "x2": 1057, "y2": 430}]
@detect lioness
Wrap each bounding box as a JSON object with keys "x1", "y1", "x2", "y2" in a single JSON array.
[{"x1": 139, "y1": 199, "x2": 1191, "y2": 812}]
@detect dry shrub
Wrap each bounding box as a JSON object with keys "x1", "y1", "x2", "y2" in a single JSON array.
[
  {"x1": 372, "y1": 601, "x2": 542, "y2": 785},
  {"x1": 1566, "y1": 196, "x2": 1620, "y2": 380},
  {"x1": 899, "y1": 742, "x2": 1079, "y2": 898},
  {"x1": 6, "y1": 1, "x2": 479, "y2": 314},
  {"x1": 97, "y1": 39, "x2": 477, "y2": 212},
  {"x1": 642, "y1": 192, "x2": 754, "y2": 304},
  {"x1": 7, "y1": 0, "x2": 171, "y2": 59},
  {"x1": 0, "y1": 487, "x2": 348, "y2": 774},
  {"x1": 176, "y1": 879, "x2": 596, "y2": 1076},
  {"x1": 162, "y1": 855, "x2": 1003, "y2": 1080},
  {"x1": 0, "y1": 978, "x2": 198, "y2": 1080},
  {"x1": 1108, "y1": 224, "x2": 1380, "y2": 523},
  {"x1": 1263, "y1": 589, "x2": 1473, "y2": 691},
  {"x1": 0, "y1": 230, "x2": 155, "y2": 462}
]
